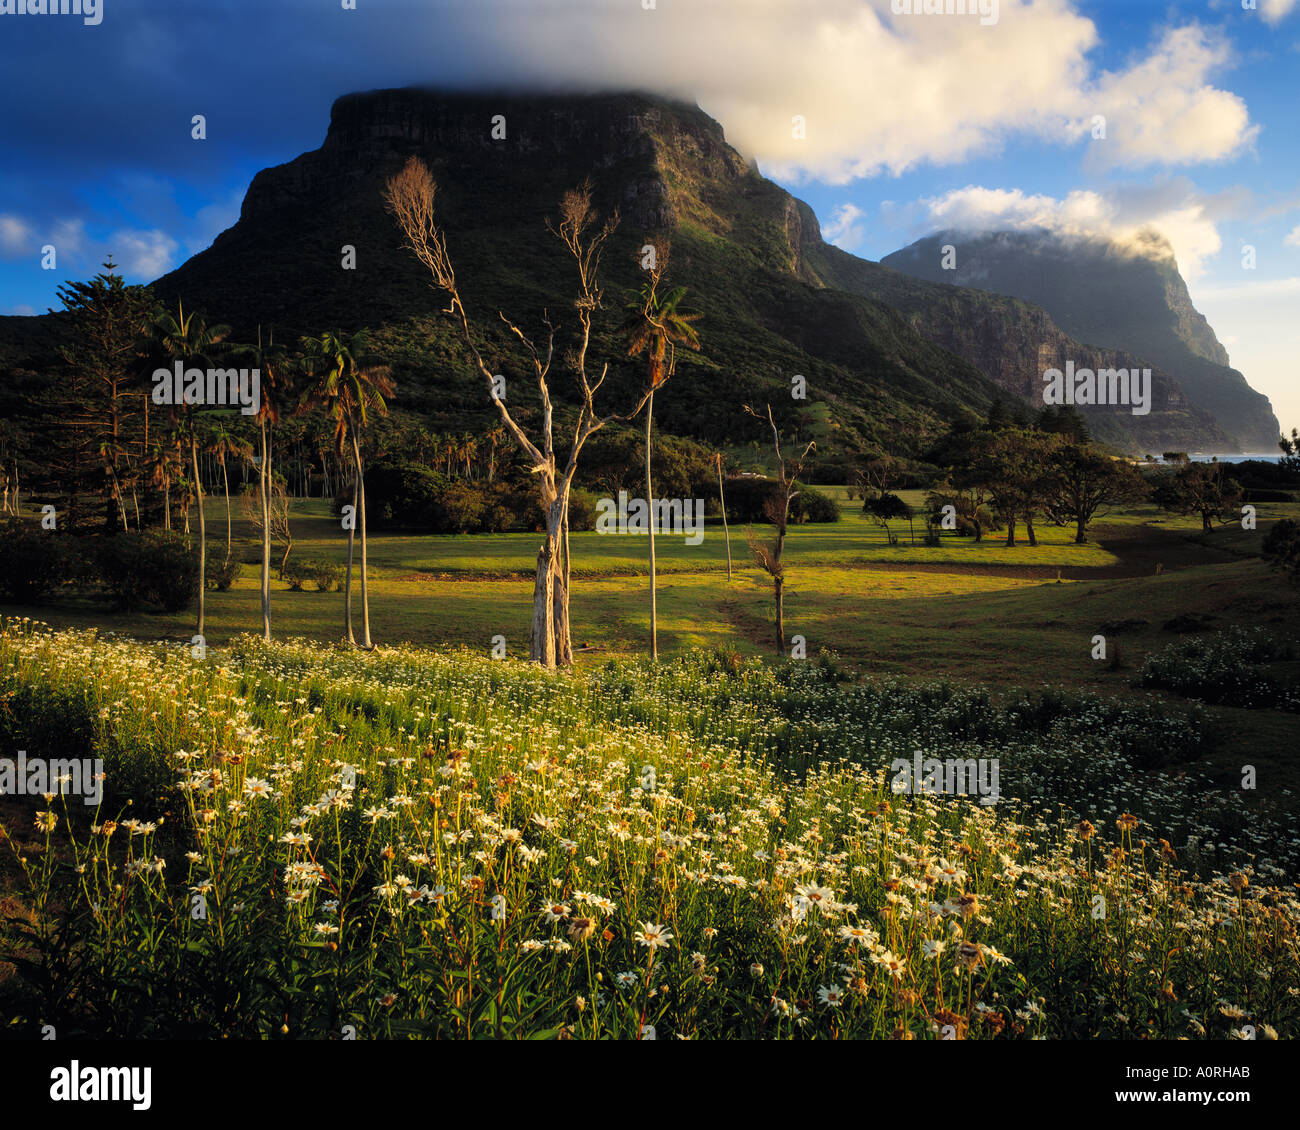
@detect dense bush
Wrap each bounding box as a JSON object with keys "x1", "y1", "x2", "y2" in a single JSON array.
[
  {"x1": 360, "y1": 460, "x2": 600, "y2": 535},
  {"x1": 0, "y1": 519, "x2": 79, "y2": 602},
  {"x1": 721, "y1": 477, "x2": 839, "y2": 524},
  {"x1": 363, "y1": 461, "x2": 446, "y2": 529},
  {"x1": 284, "y1": 558, "x2": 341, "y2": 592},
  {"x1": 1263, "y1": 518, "x2": 1300, "y2": 581},
  {"x1": 205, "y1": 553, "x2": 241, "y2": 592},
  {"x1": 96, "y1": 530, "x2": 199, "y2": 612}
]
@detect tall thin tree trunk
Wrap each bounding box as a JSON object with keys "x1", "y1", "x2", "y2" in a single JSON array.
[
  {"x1": 529, "y1": 495, "x2": 562, "y2": 668},
  {"x1": 775, "y1": 574, "x2": 785, "y2": 656},
  {"x1": 222, "y1": 456, "x2": 232, "y2": 565},
  {"x1": 343, "y1": 472, "x2": 356, "y2": 646},
  {"x1": 353, "y1": 435, "x2": 372, "y2": 649},
  {"x1": 554, "y1": 488, "x2": 572, "y2": 666},
  {"x1": 646, "y1": 391, "x2": 657, "y2": 661},
  {"x1": 191, "y1": 436, "x2": 205, "y2": 638},
  {"x1": 717, "y1": 458, "x2": 732, "y2": 580},
  {"x1": 259, "y1": 420, "x2": 271, "y2": 641}
]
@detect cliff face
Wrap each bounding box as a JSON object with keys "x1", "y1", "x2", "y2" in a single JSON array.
[
  {"x1": 881, "y1": 231, "x2": 1278, "y2": 450},
  {"x1": 804, "y1": 234, "x2": 1231, "y2": 450},
  {"x1": 140, "y1": 87, "x2": 1249, "y2": 453}
]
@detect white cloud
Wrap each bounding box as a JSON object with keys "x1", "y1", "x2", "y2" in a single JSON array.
[
  {"x1": 0, "y1": 214, "x2": 176, "y2": 279},
  {"x1": 821, "y1": 203, "x2": 867, "y2": 251},
  {"x1": 480, "y1": 0, "x2": 1257, "y2": 183},
  {"x1": 0, "y1": 215, "x2": 87, "y2": 263},
  {"x1": 48, "y1": 219, "x2": 88, "y2": 261},
  {"x1": 0, "y1": 214, "x2": 37, "y2": 259},
  {"x1": 108, "y1": 229, "x2": 180, "y2": 279},
  {"x1": 899, "y1": 179, "x2": 1231, "y2": 279},
  {"x1": 1285, "y1": 223, "x2": 1300, "y2": 248},
  {"x1": 3, "y1": 304, "x2": 37, "y2": 316},
  {"x1": 1261, "y1": 0, "x2": 1299, "y2": 26},
  {"x1": 1081, "y1": 25, "x2": 1257, "y2": 170}
]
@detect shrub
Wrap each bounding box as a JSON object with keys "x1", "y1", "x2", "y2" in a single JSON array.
[
  {"x1": 724, "y1": 477, "x2": 839, "y2": 524},
  {"x1": 206, "y1": 553, "x2": 241, "y2": 592},
  {"x1": 1263, "y1": 518, "x2": 1300, "y2": 582},
  {"x1": 284, "y1": 558, "x2": 341, "y2": 592},
  {"x1": 0, "y1": 519, "x2": 78, "y2": 602},
  {"x1": 96, "y1": 531, "x2": 199, "y2": 612},
  {"x1": 566, "y1": 489, "x2": 598, "y2": 533},
  {"x1": 432, "y1": 482, "x2": 487, "y2": 534},
  {"x1": 790, "y1": 484, "x2": 840, "y2": 524}
]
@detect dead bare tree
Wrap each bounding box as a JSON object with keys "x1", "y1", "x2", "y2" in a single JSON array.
[
  {"x1": 384, "y1": 157, "x2": 653, "y2": 669},
  {"x1": 240, "y1": 479, "x2": 294, "y2": 578},
  {"x1": 743, "y1": 404, "x2": 814, "y2": 656}
]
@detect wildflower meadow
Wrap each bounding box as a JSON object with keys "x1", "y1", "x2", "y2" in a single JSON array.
[{"x1": 2, "y1": 618, "x2": 1294, "y2": 1041}]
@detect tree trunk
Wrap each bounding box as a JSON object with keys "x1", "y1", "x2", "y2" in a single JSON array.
[
  {"x1": 717, "y1": 462, "x2": 732, "y2": 579},
  {"x1": 529, "y1": 493, "x2": 563, "y2": 668},
  {"x1": 1005, "y1": 512, "x2": 1016, "y2": 547},
  {"x1": 646, "y1": 391, "x2": 658, "y2": 661},
  {"x1": 343, "y1": 473, "x2": 356, "y2": 645},
  {"x1": 554, "y1": 490, "x2": 573, "y2": 666},
  {"x1": 774, "y1": 574, "x2": 785, "y2": 656},
  {"x1": 1025, "y1": 512, "x2": 1037, "y2": 546},
  {"x1": 191, "y1": 436, "x2": 205, "y2": 638},
  {"x1": 1075, "y1": 515, "x2": 1087, "y2": 543},
  {"x1": 353, "y1": 435, "x2": 372, "y2": 649},
  {"x1": 222, "y1": 456, "x2": 232, "y2": 565},
  {"x1": 259, "y1": 420, "x2": 271, "y2": 642}
]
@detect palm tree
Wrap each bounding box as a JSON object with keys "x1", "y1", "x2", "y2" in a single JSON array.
[
  {"x1": 461, "y1": 433, "x2": 479, "y2": 480},
  {"x1": 147, "y1": 301, "x2": 231, "y2": 639},
  {"x1": 206, "y1": 422, "x2": 254, "y2": 566},
  {"x1": 623, "y1": 264, "x2": 701, "y2": 660},
  {"x1": 234, "y1": 328, "x2": 290, "y2": 642},
  {"x1": 485, "y1": 425, "x2": 507, "y2": 482},
  {"x1": 145, "y1": 441, "x2": 180, "y2": 530},
  {"x1": 299, "y1": 329, "x2": 393, "y2": 649}
]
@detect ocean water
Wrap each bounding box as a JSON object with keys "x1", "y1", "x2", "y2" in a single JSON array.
[{"x1": 1187, "y1": 454, "x2": 1285, "y2": 464}]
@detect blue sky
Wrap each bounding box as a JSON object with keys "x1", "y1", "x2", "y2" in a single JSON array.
[{"x1": 1, "y1": 0, "x2": 1297, "y2": 435}]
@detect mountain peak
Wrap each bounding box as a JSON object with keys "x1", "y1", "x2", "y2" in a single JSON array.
[{"x1": 237, "y1": 86, "x2": 749, "y2": 234}]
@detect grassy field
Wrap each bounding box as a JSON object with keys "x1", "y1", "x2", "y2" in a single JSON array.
[
  {"x1": 10, "y1": 488, "x2": 1292, "y2": 681},
  {"x1": 2, "y1": 486, "x2": 1298, "y2": 1039}
]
